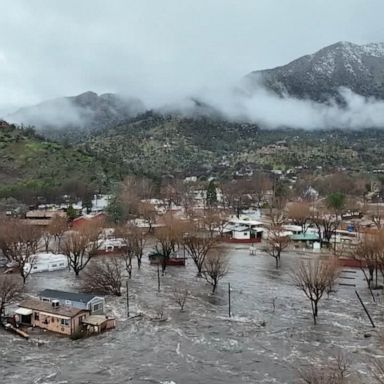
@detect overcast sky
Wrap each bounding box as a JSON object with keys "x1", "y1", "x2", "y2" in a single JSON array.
[{"x1": 1, "y1": 0, "x2": 384, "y2": 112}]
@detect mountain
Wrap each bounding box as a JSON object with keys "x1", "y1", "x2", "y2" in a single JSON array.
[
  {"x1": 6, "y1": 91, "x2": 145, "y2": 139},
  {"x1": 245, "y1": 41, "x2": 384, "y2": 102}
]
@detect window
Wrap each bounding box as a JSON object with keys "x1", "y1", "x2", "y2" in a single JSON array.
[
  {"x1": 42, "y1": 298, "x2": 49, "y2": 302},
  {"x1": 59, "y1": 263, "x2": 64, "y2": 266},
  {"x1": 60, "y1": 319, "x2": 69, "y2": 326},
  {"x1": 93, "y1": 303, "x2": 101, "y2": 312},
  {"x1": 34, "y1": 312, "x2": 39, "y2": 321},
  {"x1": 33, "y1": 266, "x2": 38, "y2": 270},
  {"x1": 51, "y1": 264, "x2": 57, "y2": 268}
]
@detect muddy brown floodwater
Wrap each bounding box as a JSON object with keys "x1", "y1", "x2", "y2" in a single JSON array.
[{"x1": 0, "y1": 244, "x2": 382, "y2": 383}]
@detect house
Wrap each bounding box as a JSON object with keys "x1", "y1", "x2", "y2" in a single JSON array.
[
  {"x1": 15, "y1": 299, "x2": 89, "y2": 336},
  {"x1": 39, "y1": 289, "x2": 105, "y2": 315},
  {"x1": 71, "y1": 212, "x2": 105, "y2": 230},
  {"x1": 22, "y1": 210, "x2": 67, "y2": 227}
]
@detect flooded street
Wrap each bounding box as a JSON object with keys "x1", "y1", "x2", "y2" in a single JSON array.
[{"x1": 1, "y1": 245, "x2": 382, "y2": 384}]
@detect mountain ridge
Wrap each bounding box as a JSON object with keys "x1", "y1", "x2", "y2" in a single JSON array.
[{"x1": 245, "y1": 41, "x2": 384, "y2": 101}]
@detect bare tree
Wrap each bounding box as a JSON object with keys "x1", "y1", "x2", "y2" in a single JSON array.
[
  {"x1": 251, "y1": 172, "x2": 273, "y2": 208},
  {"x1": 115, "y1": 224, "x2": 146, "y2": 272},
  {"x1": 183, "y1": 233, "x2": 217, "y2": 277},
  {"x1": 351, "y1": 234, "x2": 379, "y2": 289},
  {"x1": 287, "y1": 202, "x2": 311, "y2": 234},
  {"x1": 60, "y1": 222, "x2": 102, "y2": 276},
  {"x1": 203, "y1": 251, "x2": 229, "y2": 293},
  {"x1": 0, "y1": 218, "x2": 42, "y2": 283},
  {"x1": 172, "y1": 287, "x2": 189, "y2": 311},
  {"x1": 81, "y1": 257, "x2": 123, "y2": 296},
  {"x1": 292, "y1": 258, "x2": 339, "y2": 325},
  {"x1": 312, "y1": 208, "x2": 339, "y2": 247},
  {"x1": 0, "y1": 275, "x2": 23, "y2": 317},
  {"x1": 48, "y1": 214, "x2": 68, "y2": 252},
  {"x1": 298, "y1": 354, "x2": 349, "y2": 384},
  {"x1": 264, "y1": 225, "x2": 290, "y2": 268},
  {"x1": 373, "y1": 358, "x2": 384, "y2": 384},
  {"x1": 152, "y1": 214, "x2": 186, "y2": 274},
  {"x1": 138, "y1": 201, "x2": 157, "y2": 233},
  {"x1": 202, "y1": 207, "x2": 228, "y2": 238}
]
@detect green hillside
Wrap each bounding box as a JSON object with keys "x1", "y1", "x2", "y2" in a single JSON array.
[{"x1": 0, "y1": 122, "x2": 105, "y2": 202}]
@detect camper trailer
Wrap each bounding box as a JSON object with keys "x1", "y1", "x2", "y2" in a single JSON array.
[{"x1": 24, "y1": 253, "x2": 68, "y2": 274}]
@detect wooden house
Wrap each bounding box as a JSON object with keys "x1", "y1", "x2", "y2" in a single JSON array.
[{"x1": 15, "y1": 299, "x2": 89, "y2": 336}]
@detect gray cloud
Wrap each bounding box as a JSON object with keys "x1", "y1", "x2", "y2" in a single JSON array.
[
  {"x1": 196, "y1": 85, "x2": 384, "y2": 130},
  {"x1": 1, "y1": 0, "x2": 384, "y2": 131},
  {"x1": 1, "y1": 0, "x2": 384, "y2": 111}
]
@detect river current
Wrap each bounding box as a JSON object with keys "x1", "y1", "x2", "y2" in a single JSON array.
[{"x1": 0, "y1": 245, "x2": 382, "y2": 383}]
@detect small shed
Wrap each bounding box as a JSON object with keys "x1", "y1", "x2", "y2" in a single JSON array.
[{"x1": 82, "y1": 315, "x2": 116, "y2": 334}]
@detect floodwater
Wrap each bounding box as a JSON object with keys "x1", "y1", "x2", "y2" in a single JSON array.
[{"x1": 1, "y1": 245, "x2": 383, "y2": 384}]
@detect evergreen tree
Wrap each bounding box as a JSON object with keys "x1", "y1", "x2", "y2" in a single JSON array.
[{"x1": 206, "y1": 180, "x2": 217, "y2": 207}]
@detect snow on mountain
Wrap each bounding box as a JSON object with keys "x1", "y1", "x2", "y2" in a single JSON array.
[{"x1": 245, "y1": 41, "x2": 384, "y2": 102}]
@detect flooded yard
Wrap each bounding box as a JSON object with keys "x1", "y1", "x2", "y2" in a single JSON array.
[{"x1": 1, "y1": 245, "x2": 383, "y2": 383}]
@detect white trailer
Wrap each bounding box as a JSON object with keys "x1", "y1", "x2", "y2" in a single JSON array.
[{"x1": 24, "y1": 253, "x2": 68, "y2": 274}]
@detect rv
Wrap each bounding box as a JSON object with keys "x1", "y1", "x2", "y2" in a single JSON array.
[{"x1": 24, "y1": 253, "x2": 68, "y2": 274}]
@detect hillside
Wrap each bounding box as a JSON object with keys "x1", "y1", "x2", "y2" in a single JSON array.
[
  {"x1": 0, "y1": 121, "x2": 106, "y2": 202},
  {"x1": 84, "y1": 112, "x2": 384, "y2": 179},
  {"x1": 246, "y1": 41, "x2": 384, "y2": 101},
  {"x1": 6, "y1": 91, "x2": 145, "y2": 140}
]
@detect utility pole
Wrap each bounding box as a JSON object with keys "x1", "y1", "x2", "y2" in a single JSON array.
[
  {"x1": 157, "y1": 263, "x2": 161, "y2": 293},
  {"x1": 355, "y1": 290, "x2": 375, "y2": 328},
  {"x1": 126, "y1": 279, "x2": 129, "y2": 318},
  {"x1": 228, "y1": 282, "x2": 231, "y2": 317}
]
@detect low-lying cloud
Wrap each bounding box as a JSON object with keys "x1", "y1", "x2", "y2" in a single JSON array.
[
  {"x1": 192, "y1": 84, "x2": 384, "y2": 130},
  {"x1": 5, "y1": 84, "x2": 384, "y2": 131}
]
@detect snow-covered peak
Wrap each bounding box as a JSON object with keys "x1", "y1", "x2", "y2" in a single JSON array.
[{"x1": 247, "y1": 41, "x2": 384, "y2": 102}]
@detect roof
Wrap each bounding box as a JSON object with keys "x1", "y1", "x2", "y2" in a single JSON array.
[
  {"x1": 290, "y1": 233, "x2": 319, "y2": 241},
  {"x1": 82, "y1": 315, "x2": 110, "y2": 326},
  {"x1": 39, "y1": 289, "x2": 99, "y2": 304},
  {"x1": 15, "y1": 308, "x2": 33, "y2": 316},
  {"x1": 18, "y1": 299, "x2": 88, "y2": 318},
  {"x1": 25, "y1": 210, "x2": 66, "y2": 219}
]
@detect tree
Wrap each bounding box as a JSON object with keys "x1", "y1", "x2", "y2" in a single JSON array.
[
  {"x1": 0, "y1": 218, "x2": 42, "y2": 283},
  {"x1": 287, "y1": 202, "x2": 311, "y2": 234},
  {"x1": 0, "y1": 275, "x2": 23, "y2": 317},
  {"x1": 183, "y1": 233, "x2": 217, "y2": 276},
  {"x1": 298, "y1": 354, "x2": 349, "y2": 384},
  {"x1": 108, "y1": 176, "x2": 155, "y2": 223},
  {"x1": 251, "y1": 172, "x2": 272, "y2": 208},
  {"x1": 60, "y1": 222, "x2": 101, "y2": 276},
  {"x1": 264, "y1": 225, "x2": 290, "y2": 268},
  {"x1": 81, "y1": 257, "x2": 122, "y2": 296},
  {"x1": 201, "y1": 207, "x2": 228, "y2": 238},
  {"x1": 206, "y1": 180, "x2": 217, "y2": 207},
  {"x1": 292, "y1": 258, "x2": 339, "y2": 325},
  {"x1": 326, "y1": 192, "x2": 346, "y2": 219},
  {"x1": 115, "y1": 224, "x2": 147, "y2": 270},
  {"x1": 66, "y1": 205, "x2": 78, "y2": 221},
  {"x1": 312, "y1": 208, "x2": 339, "y2": 247},
  {"x1": 203, "y1": 251, "x2": 229, "y2": 293},
  {"x1": 82, "y1": 192, "x2": 94, "y2": 214},
  {"x1": 137, "y1": 201, "x2": 157, "y2": 233},
  {"x1": 47, "y1": 214, "x2": 68, "y2": 252},
  {"x1": 172, "y1": 287, "x2": 189, "y2": 311},
  {"x1": 152, "y1": 214, "x2": 186, "y2": 274}
]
